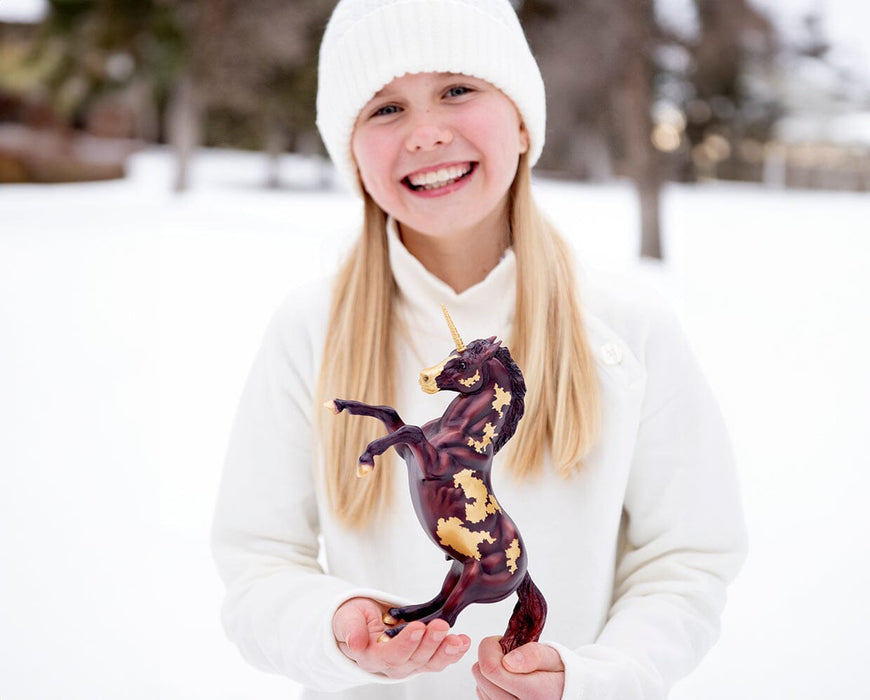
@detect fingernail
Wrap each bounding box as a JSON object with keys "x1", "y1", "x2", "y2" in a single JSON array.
[
  {"x1": 432, "y1": 630, "x2": 446, "y2": 643},
  {"x1": 409, "y1": 629, "x2": 424, "y2": 642},
  {"x1": 444, "y1": 640, "x2": 465, "y2": 655},
  {"x1": 504, "y1": 650, "x2": 523, "y2": 669}
]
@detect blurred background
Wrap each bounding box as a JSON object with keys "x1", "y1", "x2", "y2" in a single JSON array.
[
  {"x1": 1, "y1": 1, "x2": 869, "y2": 699},
  {"x1": 2, "y1": 0, "x2": 869, "y2": 252}
]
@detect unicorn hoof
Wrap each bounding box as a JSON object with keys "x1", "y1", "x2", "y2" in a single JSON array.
[
  {"x1": 377, "y1": 633, "x2": 390, "y2": 644},
  {"x1": 383, "y1": 625, "x2": 403, "y2": 639},
  {"x1": 383, "y1": 613, "x2": 398, "y2": 625},
  {"x1": 324, "y1": 400, "x2": 340, "y2": 414},
  {"x1": 357, "y1": 462, "x2": 373, "y2": 478}
]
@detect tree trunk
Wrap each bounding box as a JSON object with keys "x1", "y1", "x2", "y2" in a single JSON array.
[
  {"x1": 264, "y1": 105, "x2": 288, "y2": 189},
  {"x1": 615, "y1": 0, "x2": 663, "y2": 260},
  {"x1": 638, "y1": 179, "x2": 662, "y2": 259},
  {"x1": 166, "y1": 72, "x2": 200, "y2": 193}
]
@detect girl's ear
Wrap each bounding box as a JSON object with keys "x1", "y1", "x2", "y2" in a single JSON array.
[{"x1": 518, "y1": 123, "x2": 530, "y2": 155}]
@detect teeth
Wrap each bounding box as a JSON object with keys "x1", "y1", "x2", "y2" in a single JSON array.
[{"x1": 408, "y1": 164, "x2": 472, "y2": 190}]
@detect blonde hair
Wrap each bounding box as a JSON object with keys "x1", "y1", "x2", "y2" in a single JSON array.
[{"x1": 315, "y1": 153, "x2": 599, "y2": 528}]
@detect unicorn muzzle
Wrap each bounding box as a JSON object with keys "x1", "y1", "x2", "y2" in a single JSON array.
[{"x1": 419, "y1": 357, "x2": 449, "y2": 394}]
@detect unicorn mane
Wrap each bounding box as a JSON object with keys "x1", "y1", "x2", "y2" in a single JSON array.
[{"x1": 491, "y1": 345, "x2": 526, "y2": 454}]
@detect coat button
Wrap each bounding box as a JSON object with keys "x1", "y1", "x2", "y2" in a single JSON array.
[{"x1": 600, "y1": 342, "x2": 623, "y2": 366}]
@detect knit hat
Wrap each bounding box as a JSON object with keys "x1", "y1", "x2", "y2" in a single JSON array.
[{"x1": 316, "y1": 0, "x2": 546, "y2": 194}]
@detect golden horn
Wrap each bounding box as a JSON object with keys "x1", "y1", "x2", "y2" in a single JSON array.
[{"x1": 441, "y1": 304, "x2": 466, "y2": 353}]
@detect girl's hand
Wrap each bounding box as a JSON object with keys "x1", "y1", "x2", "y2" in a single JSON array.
[
  {"x1": 472, "y1": 636, "x2": 565, "y2": 700},
  {"x1": 332, "y1": 597, "x2": 471, "y2": 679}
]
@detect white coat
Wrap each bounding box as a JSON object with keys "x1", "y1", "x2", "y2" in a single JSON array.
[{"x1": 211, "y1": 223, "x2": 747, "y2": 699}]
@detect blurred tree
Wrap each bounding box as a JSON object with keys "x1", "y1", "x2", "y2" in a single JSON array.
[
  {"x1": 35, "y1": 0, "x2": 185, "y2": 139},
  {"x1": 519, "y1": 0, "x2": 664, "y2": 258},
  {"x1": 615, "y1": 0, "x2": 661, "y2": 259},
  {"x1": 29, "y1": 0, "x2": 332, "y2": 189},
  {"x1": 26, "y1": 0, "x2": 785, "y2": 208},
  {"x1": 679, "y1": 0, "x2": 776, "y2": 183},
  {"x1": 518, "y1": 0, "x2": 775, "y2": 259},
  {"x1": 169, "y1": 0, "x2": 334, "y2": 191},
  {"x1": 518, "y1": 0, "x2": 617, "y2": 181}
]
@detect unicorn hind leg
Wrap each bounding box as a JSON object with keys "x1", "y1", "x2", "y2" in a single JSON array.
[
  {"x1": 385, "y1": 560, "x2": 487, "y2": 638},
  {"x1": 384, "y1": 560, "x2": 462, "y2": 633}
]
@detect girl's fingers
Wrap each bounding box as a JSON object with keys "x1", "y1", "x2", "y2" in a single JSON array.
[
  {"x1": 422, "y1": 631, "x2": 471, "y2": 672},
  {"x1": 403, "y1": 619, "x2": 450, "y2": 667},
  {"x1": 377, "y1": 621, "x2": 470, "y2": 677},
  {"x1": 502, "y1": 643, "x2": 565, "y2": 674},
  {"x1": 377, "y1": 622, "x2": 445, "y2": 676},
  {"x1": 475, "y1": 637, "x2": 565, "y2": 699},
  {"x1": 334, "y1": 601, "x2": 469, "y2": 678},
  {"x1": 377, "y1": 622, "x2": 429, "y2": 675},
  {"x1": 333, "y1": 598, "x2": 383, "y2": 660},
  {"x1": 472, "y1": 661, "x2": 517, "y2": 700}
]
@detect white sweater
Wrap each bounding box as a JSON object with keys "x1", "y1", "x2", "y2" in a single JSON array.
[{"x1": 212, "y1": 225, "x2": 747, "y2": 699}]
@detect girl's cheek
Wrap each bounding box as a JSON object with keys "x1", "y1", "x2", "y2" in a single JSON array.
[
  {"x1": 353, "y1": 143, "x2": 376, "y2": 183},
  {"x1": 356, "y1": 134, "x2": 388, "y2": 174}
]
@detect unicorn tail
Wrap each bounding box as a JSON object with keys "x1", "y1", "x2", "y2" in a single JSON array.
[{"x1": 500, "y1": 573, "x2": 547, "y2": 654}]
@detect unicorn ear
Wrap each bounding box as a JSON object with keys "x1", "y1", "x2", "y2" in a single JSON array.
[{"x1": 480, "y1": 338, "x2": 502, "y2": 360}]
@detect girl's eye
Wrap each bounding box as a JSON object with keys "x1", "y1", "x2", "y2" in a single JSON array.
[
  {"x1": 372, "y1": 104, "x2": 400, "y2": 118},
  {"x1": 445, "y1": 85, "x2": 472, "y2": 98}
]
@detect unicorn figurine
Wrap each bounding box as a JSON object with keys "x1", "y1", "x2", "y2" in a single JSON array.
[{"x1": 326, "y1": 306, "x2": 546, "y2": 653}]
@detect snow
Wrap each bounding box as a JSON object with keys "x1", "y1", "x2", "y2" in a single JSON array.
[
  {"x1": 1, "y1": 147, "x2": 869, "y2": 699},
  {"x1": 0, "y1": 0, "x2": 46, "y2": 23}
]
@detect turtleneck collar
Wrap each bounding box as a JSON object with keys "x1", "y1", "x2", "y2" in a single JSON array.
[{"x1": 386, "y1": 218, "x2": 516, "y2": 348}]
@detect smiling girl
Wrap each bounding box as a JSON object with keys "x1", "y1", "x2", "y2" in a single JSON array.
[
  {"x1": 211, "y1": 1, "x2": 747, "y2": 698},
  {"x1": 352, "y1": 71, "x2": 528, "y2": 293}
]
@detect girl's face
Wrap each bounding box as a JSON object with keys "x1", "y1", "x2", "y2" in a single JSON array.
[{"x1": 351, "y1": 72, "x2": 529, "y2": 245}]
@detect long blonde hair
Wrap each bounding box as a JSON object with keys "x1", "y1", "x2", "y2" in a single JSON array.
[{"x1": 315, "y1": 153, "x2": 599, "y2": 528}]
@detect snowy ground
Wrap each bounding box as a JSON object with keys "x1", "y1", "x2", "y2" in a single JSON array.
[{"x1": 1, "y1": 147, "x2": 869, "y2": 699}]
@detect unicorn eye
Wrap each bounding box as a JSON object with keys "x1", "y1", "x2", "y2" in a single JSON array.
[{"x1": 459, "y1": 362, "x2": 467, "y2": 370}]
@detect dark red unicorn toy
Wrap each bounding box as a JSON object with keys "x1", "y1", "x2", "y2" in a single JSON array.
[{"x1": 326, "y1": 306, "x2": 546, "y2": 654}]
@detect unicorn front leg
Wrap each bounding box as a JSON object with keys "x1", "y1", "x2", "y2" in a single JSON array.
[
  {"x1": 326, "y1": 398, "x2": 405, "y2": 433},
  {"x1": 359, "y1": 425, "x2": 439, "y2": 479}
]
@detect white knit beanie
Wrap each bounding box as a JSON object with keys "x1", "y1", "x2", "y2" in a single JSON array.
[{"x1": 316, "y1": 0, "x2": 546, "y2": 194}]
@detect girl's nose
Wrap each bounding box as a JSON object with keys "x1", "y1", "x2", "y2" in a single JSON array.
[{"x1": 405, "y1": 117, "x2": 453, "y2": 152}]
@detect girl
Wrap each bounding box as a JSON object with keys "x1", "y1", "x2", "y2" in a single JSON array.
[{"x1": 211, "y1": 0, "x2": 747, "y2": 698}]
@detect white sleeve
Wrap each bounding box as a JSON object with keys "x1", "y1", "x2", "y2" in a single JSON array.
[
  {"x1": 210, "y1": 298, "x2": 404, "y2": 692},
  {"x1": 555, "y1": 301, "x2": 748, "y2": 699}
]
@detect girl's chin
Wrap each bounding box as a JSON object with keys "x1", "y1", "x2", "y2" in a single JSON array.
[{"x1": 396, "y1": 212, "x2": 495, "y2": 243}]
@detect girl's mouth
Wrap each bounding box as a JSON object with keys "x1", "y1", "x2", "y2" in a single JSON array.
[{"x1": 403, "y1": 162, "x2": 476, "y2": 192}]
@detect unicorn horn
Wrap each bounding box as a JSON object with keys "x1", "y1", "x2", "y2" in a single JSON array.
[{"x1": 441, "y1": 304, "x2": 466, "y2": 353}]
